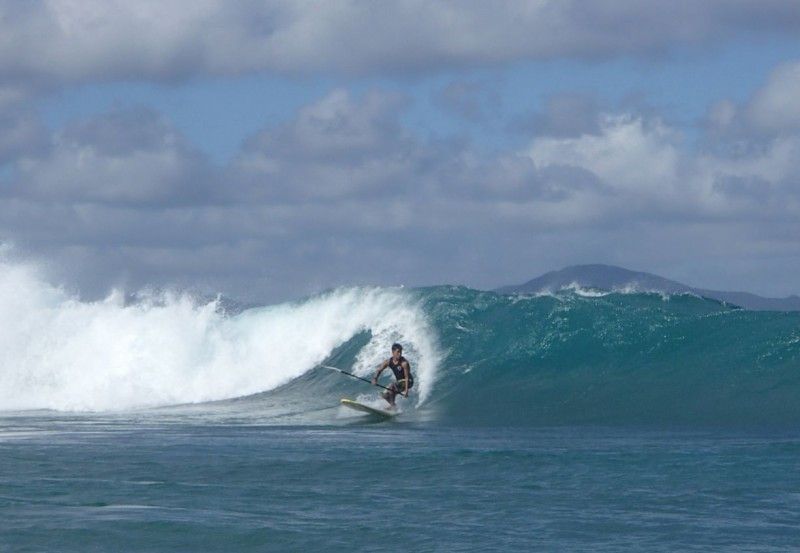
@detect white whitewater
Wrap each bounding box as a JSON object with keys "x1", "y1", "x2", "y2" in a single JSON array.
[{"x1": 0, "y1": 260, "x2": 440, "y2": 412}]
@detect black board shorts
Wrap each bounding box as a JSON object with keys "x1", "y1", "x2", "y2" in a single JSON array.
[{"x1": 393, "y1": 378, "x2": 413, "y2": 393}]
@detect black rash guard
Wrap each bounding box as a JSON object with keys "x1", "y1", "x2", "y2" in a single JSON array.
[{"x1": 388, "y1": 356, "x2": 413, "y2": 386}]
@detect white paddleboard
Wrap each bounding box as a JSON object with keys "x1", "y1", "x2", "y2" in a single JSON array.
[{"x1": 340, "y1": 398, "x2": 397, "y2": 418}]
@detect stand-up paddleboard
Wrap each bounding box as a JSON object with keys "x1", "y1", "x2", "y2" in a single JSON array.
[{"x1": 340, "y1": 398, "x2": 397, "y2": 418}]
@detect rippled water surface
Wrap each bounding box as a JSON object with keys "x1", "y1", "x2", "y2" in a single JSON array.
[{"x1": 2, "y1": 414, "x2": 799, "y2": 552}]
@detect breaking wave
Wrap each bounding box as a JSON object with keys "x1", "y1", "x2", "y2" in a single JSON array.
[
  {"x1": 0, "y1": 260, "x2": 439, "y2": 411},
  {"x1": 1, "y1": 259, "x2": 799, "y2": 426}
]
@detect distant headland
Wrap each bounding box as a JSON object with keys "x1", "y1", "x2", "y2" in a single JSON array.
[{"x1": 496, "y1": 264, "x2": 800, "y2": 311}]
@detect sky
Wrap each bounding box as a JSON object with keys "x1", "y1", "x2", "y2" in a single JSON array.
[{"x1": 2, "y1": 1, "x2": 800, "y2": 302}]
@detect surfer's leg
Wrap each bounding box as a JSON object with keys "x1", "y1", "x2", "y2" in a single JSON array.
[{"x1": 384, "y1": 383, "x2": 397, "y2": 406}]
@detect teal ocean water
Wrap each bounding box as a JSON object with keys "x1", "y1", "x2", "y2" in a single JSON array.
[{"x1": 2, "y1": 266, "x2": 800, "y2": 550}]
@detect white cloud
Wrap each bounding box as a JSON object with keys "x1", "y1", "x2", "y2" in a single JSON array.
[
  {"x1": 747, "y1": 61, "x2": 800, "y2": 133},
  {"x1": 530, "y1": 112, "x2": 800, "y2": 220},
  {"x1": 531, "y1": 115, "x2": 683, "y2": 194},
  {"x1": 232, "y1": 89, "x2": 419, "y2": 202},
  {"x1": 9, "y1": 108, "x2": 213, "y2": 206},
  {"x1": 707, "y1": 60, "x2": 800, "y2": 141},
  {"x1": 1, "y1": 1, "x2": 799, "y2": 84}
]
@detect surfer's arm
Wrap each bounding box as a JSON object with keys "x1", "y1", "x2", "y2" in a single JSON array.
[
  {"x1": 372, "y1": 360, "x2": 389, "y2": 385},
  {"x1": 402, "y1": 362, "x2": 410, "y2": 397}
]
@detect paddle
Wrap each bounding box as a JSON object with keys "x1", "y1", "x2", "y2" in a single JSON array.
[{"x1": 321, "y1": 365, "x2": 408, "y2": 397}]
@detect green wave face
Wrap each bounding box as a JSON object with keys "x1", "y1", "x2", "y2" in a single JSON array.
[{"x1": 415, "y1": 286, "x2": 800, "y2": 426}]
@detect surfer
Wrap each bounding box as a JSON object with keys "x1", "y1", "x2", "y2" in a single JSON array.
[{"x1": 372, "y1": 343, "x2": 413, "y2": 407}]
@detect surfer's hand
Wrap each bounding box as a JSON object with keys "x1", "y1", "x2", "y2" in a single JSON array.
[{"x1": 371, "y1": 377, "x2": 377, "y2": 385}]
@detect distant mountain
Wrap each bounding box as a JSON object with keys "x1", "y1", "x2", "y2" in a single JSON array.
[{"x1": 495, "y1": 264, "x2": 800, "y2": 311}]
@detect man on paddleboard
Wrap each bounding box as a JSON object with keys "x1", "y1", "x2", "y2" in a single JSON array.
[{"x1": 372, "y1": 343, "x2": 413, "y2": 407}]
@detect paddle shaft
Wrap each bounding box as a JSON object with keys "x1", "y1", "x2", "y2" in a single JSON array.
[{"x1": 321, "y1": 365, "x2": 407, "y2": 396}]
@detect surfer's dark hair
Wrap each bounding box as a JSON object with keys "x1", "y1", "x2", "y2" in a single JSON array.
[{"x1": 391, "y1": 343, "x2": 403, "y2": 351}]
